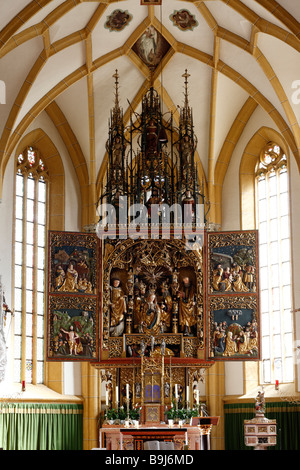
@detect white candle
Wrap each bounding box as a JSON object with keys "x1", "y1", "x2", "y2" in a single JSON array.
[
  {"x1": 126, "y1": 384, "x2": 129, "y2": 399},
  {"x1": 106, "y1": 390, "x2": 109, "y2": 406},
  {"x1": 196, "y1": 390, "x2": 199, "y2": 405},
  {"x1": 175, "y1": 384, "x2": 178, "y2": 398},
  {"x1": 186, "y1": 386, "x2": 189, "y2": 404},
  {"x1": 116, "y1": 386, "x2": 119, "y2": 403}
]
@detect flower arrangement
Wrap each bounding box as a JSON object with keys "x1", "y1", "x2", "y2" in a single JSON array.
[
  {"x1": 105, "y1": 404, "x2": 141, "y2": 424},
  {"x1": 166, "y1": 401, "x2": 199, "y2": 423}
]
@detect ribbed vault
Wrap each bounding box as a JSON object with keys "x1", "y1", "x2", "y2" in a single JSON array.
[{"x1": 0, "y1": 0, "x2": 299, "y2": 225}]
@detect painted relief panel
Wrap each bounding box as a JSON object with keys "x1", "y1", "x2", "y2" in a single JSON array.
[
  {"x1": 48, "y1": 231, "x2": 99, "y2": 295},
  {"x1": 47, "y1": 295, "x2": 98, "y2": 360},
  {"x1": 207, "y1": 230, "x2": 258, "y2": 295},
  {"x1": 206, "y1": 230, "x2": 260, "y2": 361},
  {"x1": 47, "y1": 231, "x2": 100, "y2": 361}
]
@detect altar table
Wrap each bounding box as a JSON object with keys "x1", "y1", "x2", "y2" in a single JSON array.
[
  {"x1": 101, "y1": 420, "x2": 219, "y2": 450},
  {"x1": 120, "y1": 427, "x2": 187, "y2": 450}
]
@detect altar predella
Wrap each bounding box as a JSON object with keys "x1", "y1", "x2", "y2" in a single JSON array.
[{"x1": 46, "y1": 70, "x2": 260, "y2": 413}]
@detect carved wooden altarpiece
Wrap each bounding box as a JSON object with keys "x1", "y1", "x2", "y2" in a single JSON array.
[{"x1": 45, "y1": 70, "x2": 261, "y2": 425}]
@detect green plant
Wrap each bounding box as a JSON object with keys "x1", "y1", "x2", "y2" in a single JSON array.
[
  {"x1": 166, "y1": 407, "x2": 177, "y2": 420},
  {"x1": 117, "y1": 407, "x2": 127, "y2": 421},
  {"x1": 177, "y1": 408, "x2": 187, "y2": 420},
  {"x1": 106, "y1": 408, "x2": 118, "y2": 421},
  {"x1": 129, "y1": 408, "x2": 139, "y2": 420},
  {"x1": 186, "y1": 407, "x2": 198, "y2": 419}
]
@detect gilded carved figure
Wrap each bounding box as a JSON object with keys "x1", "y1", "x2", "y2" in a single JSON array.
[
  {"x1": 60, "y1": 325, "x2": 83, "y2": 356},
  {"x1": 182, "y1": 190, "x2": 195, "y2": 223},
  {"x1": 212, "y1": 264, "x2": 223, "y2": 291},
  {"x1": 112, "y1": 135, "x2": 126, "y2": 168},
  {"x1": 180, "y1": 134, "x2": 194, "y2": 166},
  {"x1": 160, "y1": 281, "x2": 172, "y2": 329},
  {"x1": 58, "y1": 262, "x2": 78, "y2": 292},
  {"x1": 109, "y1": 277, "x2": 127, "y2": 337},
  {"x1": 178, "y1": 276, "x2": 196, "y2": 335},
  {"x1": 141, "y1": 292, "x2": 162, "y2": 335}
]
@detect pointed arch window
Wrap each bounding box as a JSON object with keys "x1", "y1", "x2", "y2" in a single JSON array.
[
  {"x1": 14, "y1": 146, "x2": 48, "y2": 384},
  {"x1": 255, "y1": 142, "x2": 294, "y2": 384}
]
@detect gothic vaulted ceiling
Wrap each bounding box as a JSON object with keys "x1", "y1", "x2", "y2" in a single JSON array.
[{"x1": 0, "y1": 0, "x2": 299, "y2": 200}]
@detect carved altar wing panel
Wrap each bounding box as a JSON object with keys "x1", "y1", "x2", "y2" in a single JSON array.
[
  {"x1": 205, "y1": 230, "x2": 260, "y2": 361},
  {"x1": 48, "y1": 231, "x2": 99, "y2": 295},
  {"x1": 46, "y1": 231, "x2": 100, "y2": 362}
]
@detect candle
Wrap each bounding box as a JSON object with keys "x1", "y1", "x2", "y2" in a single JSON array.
[
  {"x1": 22, "y1": 380, "x2": 26, "y2": 392},
  {"x1": 196, "y1": 390, "x2": 199, "y2": 405},
  {"x1": 126, "y1": 384, "x2": 129, "y2": 399},
  {"x1": 186, "y1": 386, "x2": 189, "y2": 405},
  {"x1": 106, "y1": 390, "x2": 109, "y2": 406},
  {"x1": 175, "y1": 384, "x2": 178, "y2": 399},
  {"x1": 275, "y1": 380, "x2": 279, "y2": 390},
  {"x1": 116, "y1": 385, "x2": 119, "y2": 402}
]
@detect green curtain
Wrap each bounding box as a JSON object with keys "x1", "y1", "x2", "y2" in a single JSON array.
[
  {"x1": 0, "y1": 403, "x2": 83, "y2": 450},
  {"x1": 224, "y1": 401, "x2": 300, "y2": 450}
]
